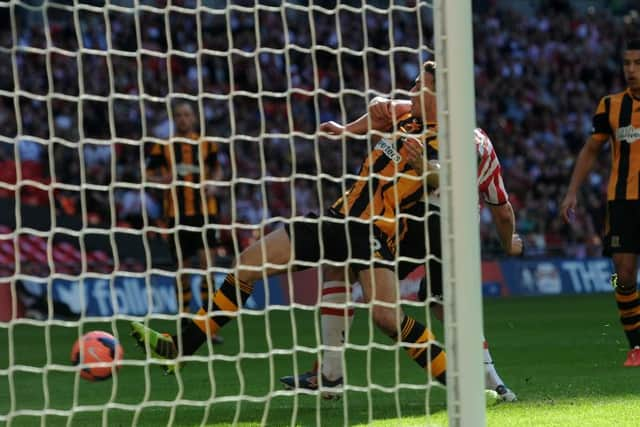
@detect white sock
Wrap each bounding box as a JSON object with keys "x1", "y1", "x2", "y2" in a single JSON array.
[
  {"x1": 320, "y1": 281, "x2": 354, "y2": 381},
  {"x1": 483, "y1": 336, "x2": 505, "y2": 390}
]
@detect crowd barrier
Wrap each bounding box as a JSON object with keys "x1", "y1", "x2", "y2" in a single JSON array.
[{"x1": 1, "y1": 257, "x2": 616, "y2": 319}]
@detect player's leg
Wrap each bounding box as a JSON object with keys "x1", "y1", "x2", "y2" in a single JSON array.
[
  {"x1": 130, "y1": 220, "x2": 201, "y2": 370},
  {"x1": 420, "y1": 282, "x2": 516, "y2": 401},
  {"x1": 318, "y1": 265, "x2": 355, "y2": 382},
  {"x1": 169, "y1": 221, "x2": 197, "y2": 314},
  {"x1": 408, "y1": 204, "x2": 516, "y2": 398},
  {"x1": 611, "y1": 253, "x2": 640, "y2": 366},
  {"x1": 131, "y1": 227, "x2": 297, "y2": 369},
  {"x1": 604, "y1": 200, "x2": 640, "y2": 366},
  {"x1": 195, "y1": 247, "x2": 224, "y2": 345},
  {"x1": 279, "y1": 265, "x2": 354, "y2": 397},
  {"x1": 197, "y1": 246, "x2": 215, "y2": 307},
  {"x1": 198, "y1": 216, "x2": 220, "y2": 310},
  {"x1": 178, "y1": 227, "x2": 296, "y2": 353},
  {"x1": 168, "y1": 216, "x2": 223, "y2": 346},
  {"x1": 197, "y1": 239, "x2": 216, "y2": 311},
  {"x1": 170, "y1": 221, "x2": 226, "y2": 348},
  {"x1": 482, "y1": 335, "x2": 517, "y2": 401},
  {"x1": 132, "y1": 214, "x2": 328, "y2": 371},
  {"x1": 176, "y1": 254, "x2": 194, "y2": 313},
  {"x1": 196, "y1": 218, "x2": 223, "y2": 344},
  {"x1": 358, "y1": 265, "x2": 446, "y2": 384}
]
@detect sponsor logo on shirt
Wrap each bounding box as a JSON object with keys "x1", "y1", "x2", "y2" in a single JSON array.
[
  {"x1": 617, "y1": 125, "x2": 640, "y2": 144},
  {"x1": 375, "y1": 138, "x2": 402, "y2": 163},
  {"x1": 611, "y1": 235, "x2": 621, "y2": 248},
  {"x1": 176, "y1": 163, "x2": 201, "y2": 176}
]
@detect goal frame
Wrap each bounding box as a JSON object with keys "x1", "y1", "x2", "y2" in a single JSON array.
[
  {"x1": 434, "y1": 0, "x2": 486, "y2": 425},
  {"x1": 0, "y1": 0, "x2": 486, "y2": 424}
]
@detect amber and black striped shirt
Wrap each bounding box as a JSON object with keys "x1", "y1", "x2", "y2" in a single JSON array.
[
  {"x1": 592, "y1": 89, "x2": 640, "y2": 200},
  {"x1": 147, "y1": 132, "x2": 220, "y2": 218},
  {"x1": 330, "y1": 113, "x2": 438, "y2": 236}
]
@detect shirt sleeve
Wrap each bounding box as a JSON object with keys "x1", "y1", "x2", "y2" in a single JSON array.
[
  {"x1": 479, "y1": 166, "x2": 509, "y2": 205},
  {"x1": 591, "y1": 96, "x2": 612, "y2": 141},
  {"x1": 476, "y1": 129, "x2": 509, "y2": 205}
]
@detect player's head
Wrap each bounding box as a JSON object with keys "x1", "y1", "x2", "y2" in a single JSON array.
[
  {"x1": 410, "y1": 61, "x2": 437, "y2": 120},
  {"x1": 172, "y1": 102, "x2": 197, "y2": 135},
  {"x1": 623, "y1": 39, "x2": 640, "y2": 93}
]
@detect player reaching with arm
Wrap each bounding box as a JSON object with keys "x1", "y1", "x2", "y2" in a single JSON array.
[
  {"x1": 407, "y1": 127, "x2": 521, "y2": 401},
  {"x1": 280, "y1": 68, "x2": 520, "y2": 401},
  {"x1": 131, "y1": 62, "x2": 460, "y2": 391},
  {"x1": 280, "y1": 130, "x2": 521, "y2": 402},
  {"x1": 561, "y1": 39, "x2": 640, "y2": 367}
]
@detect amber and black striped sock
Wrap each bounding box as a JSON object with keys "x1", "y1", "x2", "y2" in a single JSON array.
[
  {"x1": 399, "y1": 315, "x2": 447, "y2": 384},
  {"x1": 614, "y1": 281, "x2": 640, "y2": 348},
  {"x1": 175, "y1": 273, "x2": 254, "y2": 355}
]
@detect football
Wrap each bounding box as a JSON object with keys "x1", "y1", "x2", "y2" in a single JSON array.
[{"x1": 70, "y1": 331, "x2": 124, "y2": 381}]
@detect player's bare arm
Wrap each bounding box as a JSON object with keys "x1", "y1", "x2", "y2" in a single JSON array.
[
  {"x1": 319, "y1": 120, "x2": 345, "y2": 135},
  {"x1": 560, "y1": 136, "x2": 607, "y2": 223},
  {"x1": 319, "y1": 114, "x2": 376, "y2": 137},
  {"x1": 368, "y1": 97, "x2": 412, "y2": 127},
  {"x1": 488, "y1": 202, "x2": 521, "y2": 256},
  {"x1": 319, "y1": 98, "x2": 410, "y2": 138}
]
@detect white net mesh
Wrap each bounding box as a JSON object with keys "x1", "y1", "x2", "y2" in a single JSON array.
[{"x1": 0, "y1": 1, "x2": 458, "y2": 425}]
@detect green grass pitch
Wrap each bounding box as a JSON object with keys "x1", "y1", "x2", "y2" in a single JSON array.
[{"x1": 1, "y1": 293, "x2": 639, "y2": 426}]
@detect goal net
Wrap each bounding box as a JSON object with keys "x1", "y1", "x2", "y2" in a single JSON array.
[{"x1": 0, "y1": 0, "x2": 483, "y2": 425}]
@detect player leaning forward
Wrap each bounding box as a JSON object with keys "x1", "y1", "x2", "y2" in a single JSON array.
[
  {"x1": 281, "y1": 74, "x2": 520, "y2": 401},
  {"x1": 132, "y1": 62, "x2": 449, "y2": 384},
  {"x1": 131, "y1": 62, "x2": 511, "y2": 397}
]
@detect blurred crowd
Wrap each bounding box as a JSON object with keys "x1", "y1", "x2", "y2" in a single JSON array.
[{"x1": 0, "y1": 0, "x2": 639, "y2": 261}]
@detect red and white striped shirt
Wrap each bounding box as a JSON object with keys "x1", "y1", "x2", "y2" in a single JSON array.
[{"x1": 475, "y1": 128, "x2": 508, "y2": 205}]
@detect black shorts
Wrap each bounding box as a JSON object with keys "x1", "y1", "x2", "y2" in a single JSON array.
[
  {"x1": 603, "y1": 200, "x2": 640, "y2": 256},
  {"x1": 284, "y1": 210, "x2": 395, "y2": 273},
  {"x1": 168, "y1": 215, "x2": 218, "y2": 263},
  {"x1": 394, "y1": 203, "x2": 442, "y2": 298}
]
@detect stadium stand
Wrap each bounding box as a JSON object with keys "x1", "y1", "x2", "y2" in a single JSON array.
[{"x1": 0, "y1": 0, "x2": 639, "y2": 276}]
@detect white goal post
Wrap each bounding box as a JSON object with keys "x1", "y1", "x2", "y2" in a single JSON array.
[{"x1": 435, "y1": 0, "x2": 486, "y2": 425}]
